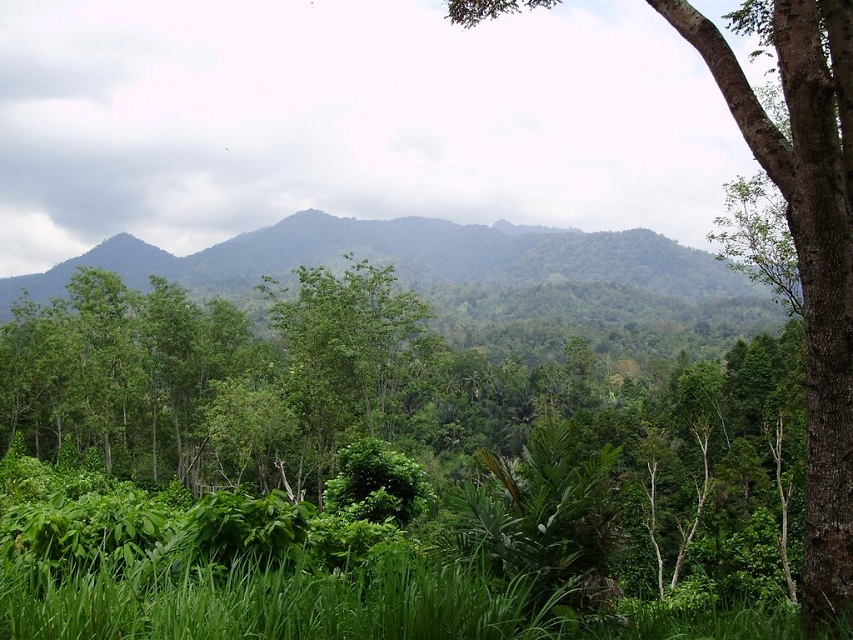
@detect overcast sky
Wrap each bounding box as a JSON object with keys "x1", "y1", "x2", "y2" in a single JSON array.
[{"x1": 0, "y1": 0, "x2": 774, "y2": 278}]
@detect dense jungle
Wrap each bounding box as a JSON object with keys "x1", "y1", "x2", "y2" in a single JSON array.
[{"x1": 0, "y1": 256, "x2": 833, "y2": 639}]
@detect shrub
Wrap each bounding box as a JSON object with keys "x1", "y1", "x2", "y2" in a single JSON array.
[
  {"x1": 167, "y1": 489, "x2": 314, "y2": 570},
  {"x1": 308, "y1": 513, "x2": 409, "y2": 570},
  {"x1": 324, "y1": 438, "x2": 435, "y2": 526}
]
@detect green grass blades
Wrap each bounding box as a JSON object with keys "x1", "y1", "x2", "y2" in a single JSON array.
[{"x1": 1, "y1": 555, "x2": 846, "y2": 640}]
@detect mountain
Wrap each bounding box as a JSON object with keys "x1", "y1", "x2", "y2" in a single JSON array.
[
  {"x1": 491, "y1": 219, "x2": 579, "y2": 235},
  {"x1": 0, "y1": 233, "x2": 181, "y2": 313},
  {"x1": 0, "y1": 210, "x2": 771, "y2": 319}
]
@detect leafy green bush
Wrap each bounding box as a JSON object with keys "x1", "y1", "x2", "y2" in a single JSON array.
[
  {"x1": 324, "y1": 437, "x2": 435, "y2": 526},
  {"x1": 691, "y1": 507, "x2": 791, "y2": 607},
  {"x1": 0, "y1": 483, "x2": 169, "y2": 571},
  {"x1": 166, "y1": 489, "x2": 314, "y2": 570},
  {"x1": 308, "y1": 513, "x2": 410, "y2": 570},
  {"x1": 152, "y1": 477, "x2": 195, "y2": 512},
  {"x1": 0, "y1": 448, "x2": 63, "y2": 507}
]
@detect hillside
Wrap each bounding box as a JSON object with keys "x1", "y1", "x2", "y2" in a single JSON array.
[{"x1": 0, "y1": 209, "x2": 773, "y2": 322}]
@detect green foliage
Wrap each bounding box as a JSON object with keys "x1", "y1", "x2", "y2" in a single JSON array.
[
  {"x1": 55, "y1": 435, "x2": 82, "y2": 473},
  {"x1": 715, "y1": 437, "x2": 771, "y2": 519},
  {"x1": 204, "y1": 376, "x2": 290, "y2": 490},
  {"x1": 308, "y1": 513, "x2": 409, "y2": 570},
  {"x1": 269, "y1": 256, "x2": 433, "y2": 438},
  {"x1": 709, "y1": 173, "x2": 801, "y2": 317},
  {"x1": 691, "y1": 507, "x2": 791, "y2": 607},
  {"x1": 154, "y1": 477, "x2": 195, "y2": 512},
  {"x1": 457, "y1": 420, "x2": 624, "y2": 610},
  {"x1": 0, "y1": 481, "x2": 169, "y2": 572},
  {"x1": 324, "y1": 437, "x2": 435, "y2": 526},
  {"x1": 0, "y1": 450, "x2": 62, "y2": 507},
  {"x1": 167, "y1": 490, "x2": 314, "y2": 570}
]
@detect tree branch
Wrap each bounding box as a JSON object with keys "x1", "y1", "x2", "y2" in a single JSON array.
[{"x1": 644, "y1": 0, "x2": 796, "y2": 198}]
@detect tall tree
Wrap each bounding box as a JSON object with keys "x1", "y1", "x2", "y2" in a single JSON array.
[
  {"x1": 67, "y1": 268, "x2": 143, "y2": 475},
  {"x1": 708, "y1": 173, "x2": 803, "y2": 316},
  {"x1": 140, "y1": 277, "x2": 203, "y2": 482},
  {"x1": 0, "y1": 296, "x2": 47, "y2": 450},
  {"x1": 446, "y1": 0, "x2": 853, "y2": 628},
  {"x1": 267, "y1": 257, "x2": 432, "y2": 505}
]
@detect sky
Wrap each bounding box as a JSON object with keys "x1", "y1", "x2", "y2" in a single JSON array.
[{"x1": 0, "y1": 0, "x2": 775, "y2": 278}]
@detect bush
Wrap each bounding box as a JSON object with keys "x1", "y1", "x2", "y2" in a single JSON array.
[
  {"x1": 308, "y1": 513, "x2": 409, "y2": 570},
  {"x1": 167, "y1": 489, "x2": 314, "y2": 570},
  {"x1": 0, "y1": 483, "x2": 169, "y2": 572},
  {"x1": 324, "y1": 438, "x2": 435, "y2": 526}
]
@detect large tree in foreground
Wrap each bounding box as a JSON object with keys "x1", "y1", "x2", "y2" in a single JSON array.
[{"x1": 448, "y1": 0, "x2": 853, "y2": 631}]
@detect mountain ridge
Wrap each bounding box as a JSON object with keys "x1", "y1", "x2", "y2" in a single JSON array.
[{"x1": 0, "y1": 209, "x2": 769, "y2": 319}]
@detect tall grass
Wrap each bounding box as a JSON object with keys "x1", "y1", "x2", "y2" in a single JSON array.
[
  {"x1": 581, "y1": 600, "x2": 853, "y2": 640},
  {"x1": 0, "y1": 553, "x2": 571, "y2": 640},
  {"x1": 1, "y1": 556, "x2": 848, "y2": 640}
]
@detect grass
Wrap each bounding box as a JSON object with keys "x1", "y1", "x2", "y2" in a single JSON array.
[
  {"x1": 0, "y1": 556, "x2": 849, "y2": 640},
  {"x1": 0, "y1": 553, "x2": 571, "y2": 640}
]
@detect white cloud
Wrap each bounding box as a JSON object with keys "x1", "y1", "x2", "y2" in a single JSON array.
[
  {"x1": 0, "y1": 207, "x2": 90, "y2": 277},
  {"x1": 0, "y1": 0, "x2": 768, "y2": 276}
]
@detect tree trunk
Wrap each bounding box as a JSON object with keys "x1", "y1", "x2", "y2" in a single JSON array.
[
  {"x1": 174, "y1": 413, "x2": 184, "y2": 483},
  {"x1": 643, "y1": 459, "x2": 666, "y2": 599},
  {"x1": 104, "y1": 430, "x2": 112, "y2": 476},
  {"x1": 774, "y1": 0, "x2": 853, "y2": 628},
  {"x1": 670, "y1": 419, "x2": 712, "y2": 590},
  {"x1": 152, "y1": 406, "x2": 158, "y2": 482},
  {"x1": 640, "y1": 0, "x2": 853, "y2": 630}
]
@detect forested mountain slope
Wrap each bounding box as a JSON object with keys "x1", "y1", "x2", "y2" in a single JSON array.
[{"x1": 0, "y1": 209, "x2": 771, "y2": 321}]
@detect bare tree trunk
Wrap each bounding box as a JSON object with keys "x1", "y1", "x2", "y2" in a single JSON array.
[
  {"x1": 768, "y1": 414, "x2": 798, "y2": 605},
  {"x1": 275, "y1": 459, "x2": 307, "y2": 505},
  {"x1": 643, "y1": 459, "x2": 666, "y2": 599},
  {"x1": 671, "y1": 418, "x2": 712, "y2": 590},
  {"x1": 104, "y1": 430, "x2": 112, "y2": 476}
]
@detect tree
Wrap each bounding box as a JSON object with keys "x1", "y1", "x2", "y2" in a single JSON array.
[
  {"x1": 140, "y1": 277, "x2": 203, "y2": 483},
  {"x1": 708, "y1": 83, "x2": 803, "y2": 317},
  {"x1": 67, "y1": 268, "x2": 143, "y2": 476},
  {"x1": 324, "y1": 437, "x2": 434, "y2": 526},
  {"x1": 446, "y1": 0, "x2": 853, "y2": 628},
  {"x1": 708, "y1": 173, "x2": 803, "y2": 316},
  {"x1": 462, "y1": 422, "x2": 624, "y2": 610},
  {"x1": 0, "y1": 296, "x2": 50, "y2": 451},
  {"x1": 267, "y1": 257, "x2": 433, "y2": 506},
  {"x1": 635, "y1": 426, "x2": 680, "y2": 598},
  {"x1": 204, "y1": 376, "x2": 290, "y2": 493}
]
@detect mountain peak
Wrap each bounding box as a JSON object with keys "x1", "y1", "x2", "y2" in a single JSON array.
[
  {"x1": 0, "y1": 211, "x2": 770, "y2": 322},
  {"x1": 84, "y1": 233, "x2": 175, "y2": 259},
  {"x1": 492, "y1": 219, "x2": 580, "y2": 236}
]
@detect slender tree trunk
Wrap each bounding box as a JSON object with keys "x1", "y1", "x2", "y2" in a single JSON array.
[
  {"x1": 174, "y1": 412, "x2": 184, "y2": 483},
  {"x1": 671, "y1": 419, "x2": 712, "y2": 590},
  {"x1": 104, "y1": 430, "x2": 112, "y2": 475},
  {"x1": 54, "y1": 412, "x2": 62, "y2": 461},
  {"x1": 769, "y1": 414, "x2": 798, "y2": 605},
  {"x1": 643, "y1": 459, "x2": 666, "y2": 599}
]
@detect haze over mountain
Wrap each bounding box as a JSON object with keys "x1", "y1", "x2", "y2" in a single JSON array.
[{"x1": 0, "y1": 209, "x2": 770, "y2": 321}]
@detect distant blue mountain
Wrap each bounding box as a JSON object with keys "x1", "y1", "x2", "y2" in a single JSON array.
[{"x1": 0, "y1": 210, "x2": 769, "y2": 319}]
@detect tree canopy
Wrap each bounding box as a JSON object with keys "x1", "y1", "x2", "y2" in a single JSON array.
[{"x1": 446, "y1": 0, "x2": 853, "y2": 631}]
